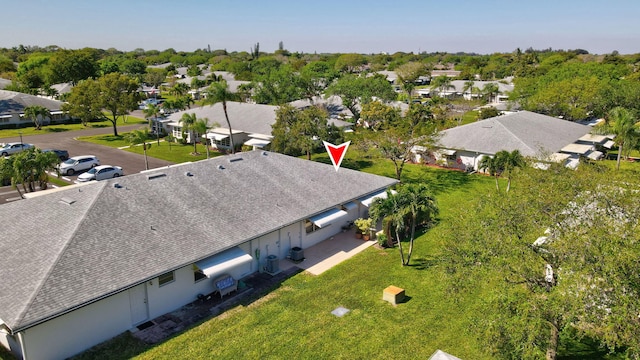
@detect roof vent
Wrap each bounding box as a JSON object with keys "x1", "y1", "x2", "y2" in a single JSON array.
[
  {"x1": 59, "y1": 197, "x2": 76, "y2": 205},
  {"x1": 228, "y1": 157, "x2": 243, "y2": 163},
  {"x1": 113, "y1": 183, "x2": 122, "y2": 188},
  {"x1": 146, "y1": 173, "x2": 167, "y2": 180},
  {"x1": 217, "y1": 165, "x2": 225, "y2": 170},
  {"x1": 185, "y1": 172, "x2": 193, "y2": 177},
  {"x1": 261, "y1": 151, "x2": 268, "y2": 156}
]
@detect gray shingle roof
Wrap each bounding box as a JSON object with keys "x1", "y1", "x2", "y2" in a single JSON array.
[
  {"x1": 438, "y1": 111, "x2": 592, "y2": 157},
  {"x1": 0, "y1": 151, "x2": 397, "y2": 331},
  {"x1": 166, "y1": 102, "x2": 278, "y2": 136},
  {"x1": 0, "y1": 90, "x2": 65, "y2": 115}
]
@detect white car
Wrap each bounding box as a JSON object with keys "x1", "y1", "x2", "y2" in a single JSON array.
[
  {"x1": 59, "y1": 155, "x2": 100, "y2": 176},
  {"x1": 0, "y1": 142, "x2": 34, "y2": 156},
  {"x1": 76, "y1": 165, "x2": 123, "y2": 182}
]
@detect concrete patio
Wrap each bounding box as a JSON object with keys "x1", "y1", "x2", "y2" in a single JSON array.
[
  {"x1": 130, "y1": 229, "x2": 376, "y2": 344},
  {"x1": 278, "y1": 229, "x2": 376, "y2": 275}
]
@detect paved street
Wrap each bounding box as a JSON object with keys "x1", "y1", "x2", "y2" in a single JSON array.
[{"x1": 0, "y1": 117, "x2": 174, "y2": 203}]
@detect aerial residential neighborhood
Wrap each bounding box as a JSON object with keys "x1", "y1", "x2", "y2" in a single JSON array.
[{"x1": 0, "y1": 1, "x2": 640, "y2": 360}]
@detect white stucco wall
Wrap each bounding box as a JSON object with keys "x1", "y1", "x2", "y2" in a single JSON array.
[
  {"x1": 18, "y1": 289, "x2": 132, "y2": 360},
  {"x1": 147, "y1": 265, "x2": 214, "y2": 320}
]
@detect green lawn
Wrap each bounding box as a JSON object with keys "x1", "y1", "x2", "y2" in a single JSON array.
[
  {"x1": 73, "y1": 159, "x2": 500, "y2": 360},
  {"x1": 0, "y1": 115, "x2": 146, "y2": 139},
  {"x1": 77, "y1": 133, "x2": 222, "y2": 163}
]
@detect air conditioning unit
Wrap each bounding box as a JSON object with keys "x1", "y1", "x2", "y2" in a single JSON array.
[
  {"x1": 266, "y1": 255, "x2": 279, "y2": 274},
  {"x1": 290, "y1": 247, "x2": 304, "y2": 262}
]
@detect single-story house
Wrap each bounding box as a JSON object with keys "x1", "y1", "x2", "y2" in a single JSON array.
[
  {"x1": 0, "y1": 151, "x2": 398, "y2": 360},
  {"x1": 165, "y1": 101, "x2": 353, "y2": 151},
  {"x1": 0, "y1": 90, "x2": 71, "y2": 128},
  {"x1": 416, "y1": 80, "x2": 513, "y2": 103},
  {"x1": 417, "y1": 111, "x2": 602, "y2": 171}
]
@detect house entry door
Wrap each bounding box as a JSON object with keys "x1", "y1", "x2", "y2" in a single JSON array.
[{"x1": 129, "y1": 283, "x2": 149, "y2": 325}]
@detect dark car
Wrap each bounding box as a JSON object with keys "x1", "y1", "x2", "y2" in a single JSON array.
[{"x1": 42, "y1": 149, "x2": 69, "y2": 161}]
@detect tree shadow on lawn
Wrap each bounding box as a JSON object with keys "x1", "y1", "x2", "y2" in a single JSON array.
[
  {"x1": 43, "y1": 127, "x2": 70, "y2": 133},
  {"x1": 314, "y1": 154, "x2": 374, "y2": 171},
  {"x1": 94, "y1": 135, "x2": 124, "y2": 142},
  {"x1": 407, "y1": 255, "x2": 442, "y2": 270}
]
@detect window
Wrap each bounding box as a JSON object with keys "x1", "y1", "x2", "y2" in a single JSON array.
[
  {"x1": 158, "y1": 271, "x2": 175, "y2": 287},
  {"x1": 194, "y1": 270, "x2": 207, "y2": 283},
  {"x1": 305, "y1": 219, "x2": 319, "y2": 234}
]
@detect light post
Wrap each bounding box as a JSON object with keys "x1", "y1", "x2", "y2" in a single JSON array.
[{"x1": 18, "y1": 131, "x2": 23, "y2": 147}]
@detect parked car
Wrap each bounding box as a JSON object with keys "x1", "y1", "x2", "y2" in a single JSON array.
[
  {"x1": 59, "y1": 155, "x2": 100, "y2": 176},
  {"x1": 0, "y1": 142, "x2": 34, "y2": 156},
  {"x1": 42, "y1": 149, "x2": 69, "y2": 161},
  {"x1": 76, "y1": 165, "x2": 123, "y2": 182}
]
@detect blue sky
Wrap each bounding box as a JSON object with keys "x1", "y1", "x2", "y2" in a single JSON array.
[{"x1": 2, "y1": 0, "x2": 639, "y2": 54}]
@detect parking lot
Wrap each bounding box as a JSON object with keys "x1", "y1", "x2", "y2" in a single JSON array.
[{"x1": 0, "y1": 122, "x2": 174, "y2": 204}]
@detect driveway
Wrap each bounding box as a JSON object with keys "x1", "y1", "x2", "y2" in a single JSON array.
[{"x1": 0, "y1": 121, "x2": 174, "y2": 182}]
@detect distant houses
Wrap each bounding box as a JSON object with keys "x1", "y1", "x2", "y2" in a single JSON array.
[
  {"x1": 0, "y1": 89, "x2": 71, "y2": 128},
  {"x1": 416, "y1": 111, "x2": 611, "y2": 171}
]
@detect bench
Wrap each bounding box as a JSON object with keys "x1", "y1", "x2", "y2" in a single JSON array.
[{"x1": 213, "y1": 273, "x2": 237, "y2": 299}]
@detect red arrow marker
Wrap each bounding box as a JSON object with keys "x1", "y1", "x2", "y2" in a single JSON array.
[{"x1": 323, "y1": 141, "x2": 350, "y2": 172}]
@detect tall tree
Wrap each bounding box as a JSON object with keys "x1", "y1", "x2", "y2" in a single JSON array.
[
  {"x1": 47, "y1": 48, "x2": 99, "y2": 85},
  {"x1": 192, "y1": 117, "x2": 218, "y2": 159},
  {"x1": 369, "y1": 184, "x2": 439, "y2": 266},
  {"x1": 325, "y1": 74, "x2": 396, "y2": 121},
  {"x1": 430, "y1": 75, "x2": 454, "y2": 97},
  {"x1": 143, "y1": 104, "x2": 162, "y2": 145},
  {"x1": 64, "y1": 73, "x2": 140, "y2": 136},
  {"x1": 23, "y1": 105, "x2": 51, "y2": 130},
  {"x1": 395, "y1": 62, "x2": 426, "y2": 100},
  {"x1": 204, "y1": 81, "x2": 239, "y2": 154},
  {"x1": 360, "y1": 104, "x2": 438, "y2": 180},
  {"x1": 0, "y1": 148, "x2": 59, "y2": 198},
  {"x1": 444, "y1": 165, "x2": 640, "y2": 359},
  {"x1": 179, "y1": 113, "x2": 199, "y2": 154},
  {"x1": 594, "y1": 107, "x2": 639, "y2": 170},
  {"x1": 271, "y1": 104, "x2": 339, "y2": 159},
  {"x1": 124, "y1": 129, "x2": 151, "y2": 170}
]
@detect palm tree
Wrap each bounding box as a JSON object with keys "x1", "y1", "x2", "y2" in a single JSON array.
[
  {"x1": 204, "y1": 81, "x2": 239, "y2": 154},
  {"x1": 124, "y1": 129, "x2": 151, "y2": 170},
  {"x1": 479, "y1": 154, "x2": 504, "y2": 191},
  {"x1": 401, "y1": 183, "x2": 438, "y2": 265},
  {"x1": 502, "y1": 150, "x2": 526, "y2": 192},
  {"x1": 369, "y1": 185, "x2": 439, "y2": 266},
  {"x1": 143, "y1": 104, "x2": 162, "y2": 145},
  {"x1": 370, "y1": 190, "x2": 408, "y2": 265},
  {"x1": 482, "y1": 83, "x2": 500, "y2": 103},
  {"x1": 430, "y1": 75, "x2": 454, "y2": 98},
  {"x1": 170, "y1": 83, "x2": 190, "y2": 97},
  {"x1": 463, "y1": 80, "x2": 475, "y2": 99},
  {"x1": 191, "y1": 118, "x2": 218, "y2": 159},
  {"x1": 179, "y1": 113, "x2": 199, "y2": 154},
  {"x1": 23, "y1": 105, "x2": 51, "y2": 130},
  {"x1": 595, "y1": 107, "x2": 639, "y2": 170}
]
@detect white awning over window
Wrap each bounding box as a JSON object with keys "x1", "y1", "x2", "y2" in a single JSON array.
[
  {"x1": 586, "y1": 151, "x2": 603, "y2": 160},
  {"x1": 309, "y1": 208, "x2": 348, "y2": 228},
  {"x1": 342, "y1": 201, "x2": 357, "y2": 211},
  {"x1": 441, "y1": 149, "x2": 457, "y2": 156},
  {"x1": 244, "y1": 138, "x2": 271, "y2": 147},
  {"x1": 194, "y1": 247, "x2": 253, "y2": 278},
  {"x1": 206, "y1": 133, "x2": 229, "y2": 141},
  {"x1": 359, "y1": 189, "x2": 393, "y2": 207},
  {"x1": 603, "y1": 140, "x2": 615, "y2": 149},
  {"x1": 561, "y1": 143, "x2": 593, "y2": 155}
]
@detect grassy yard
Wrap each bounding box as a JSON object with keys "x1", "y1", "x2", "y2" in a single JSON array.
[
  {"x1": 0, "y1": 115, "x2": 146, "y2": 140},
  {"x1": 76, "y1": 134, "x2": 222, "y2": 163},
  {"x1": 73, "y1": 159, "x2": 501, "y2": 360}
]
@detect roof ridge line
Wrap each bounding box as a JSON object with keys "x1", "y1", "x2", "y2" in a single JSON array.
[
  {"x1": 13, "y1": 182, "x2": 108, "y2": 330},
  {"x1": 494, "y1": 116, "x2": 537, "y2": 155}
]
